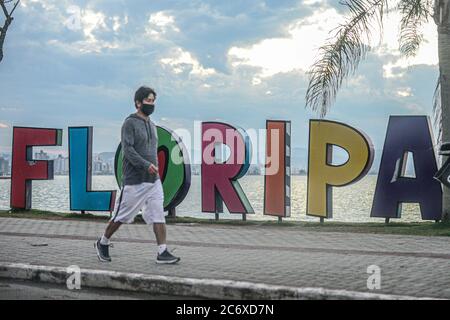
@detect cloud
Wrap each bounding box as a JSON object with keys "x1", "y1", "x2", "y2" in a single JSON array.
[
  {"x1": 396, "y1": 88, "x2": 413, "y2": 97},
  {"x1": 303, "y1": 0, "x2": 327, "y2": 5},
  {"x1": 21, "y1": 0, "x2": 56, "y2": 11},
  {"x1": 81, "y1": 9, "x2": 108, "y2": 41},
  {"x1": 227, "y1": 7, "x2": 344, "y2": 79},
  {"x1": 146, "y1": 11, "x2": 180, "y2": 39},
  {"x1": 57, "y1": 8, "x2": 127, "y2": 53},
  {"x1": 112, "y1": 15, "x2": 128, "y2": 32},
  {"x1": 47, "y1": 38, "x2": 119, "y2": 54},
  {"x1": 0, "y1": 123, "x2": 9, "y2": 129},
  {"x1": 20, "y1": 1, "x2": 130, "y2": 54},
  {"x1": 161, "y1": 47, "x2": 217, "y2": 77},
  {"x1": 373, "y1": 10, "x2": 438, "y2": 78},
  {"x1": 227, "y1": 2, "x2": 438, "y2": 83}
]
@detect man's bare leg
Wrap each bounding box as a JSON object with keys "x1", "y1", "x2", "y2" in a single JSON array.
[
  {"x1": 153, "y1": 223, "x2": 166, "y2": 245},
  {"x1": 104, "y1": 220, "x2": 122, "y2": 239}
]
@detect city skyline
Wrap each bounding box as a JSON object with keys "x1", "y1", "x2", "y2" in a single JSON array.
[{"x1": 0, "y1": 148, "x2": 383, "y2": 176}]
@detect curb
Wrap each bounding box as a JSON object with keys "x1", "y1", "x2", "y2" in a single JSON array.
[{"x1": 0, "y1": 262, "x2": 438, "y2": 300}]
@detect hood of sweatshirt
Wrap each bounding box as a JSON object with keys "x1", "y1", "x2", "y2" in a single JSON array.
[{"x1": 126, "y1": 113, "x2": 153, "y2": 139}]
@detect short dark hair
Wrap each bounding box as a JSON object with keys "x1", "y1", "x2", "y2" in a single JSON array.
[{"x1": 134, "y1": 86, "x2": 157, "y2": 108}]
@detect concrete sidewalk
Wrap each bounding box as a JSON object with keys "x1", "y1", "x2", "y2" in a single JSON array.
[{"x1": 0, "y1": 217, "x2": 449, "y2": 299}]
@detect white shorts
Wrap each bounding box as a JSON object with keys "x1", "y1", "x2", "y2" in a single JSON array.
[{"x1": 111, "y1": 180, "x2": 165, "y2": 224}]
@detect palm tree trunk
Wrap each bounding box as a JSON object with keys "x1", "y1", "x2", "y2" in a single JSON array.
[{"x1": 436, "y1": 0, "x2": 450, "y2": 221}]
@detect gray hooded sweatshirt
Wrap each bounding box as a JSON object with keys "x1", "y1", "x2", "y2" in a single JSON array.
[{"x1": 121, "y1": 113, "x2": 159, "y2": 185}]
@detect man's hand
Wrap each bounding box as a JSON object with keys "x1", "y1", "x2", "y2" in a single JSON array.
[{"x1": 149, "y1": 163, "x2": 159, "y2": 175}]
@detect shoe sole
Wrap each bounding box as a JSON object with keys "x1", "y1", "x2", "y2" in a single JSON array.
[
  {"x1": 94, "y1": 241, "x2": 111, "y2": 263},
  {"x1": 156, "y1": 258, "x2": 180, "y2": 265}
]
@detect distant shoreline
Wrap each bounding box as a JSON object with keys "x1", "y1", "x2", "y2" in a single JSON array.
[{"x1": 0, "y1": 173, "x2": 381, "y2": 178}]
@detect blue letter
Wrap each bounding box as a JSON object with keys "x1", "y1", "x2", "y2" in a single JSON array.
[{"x1": 69, "y1": 127, "x2": 116, "y2": 212}]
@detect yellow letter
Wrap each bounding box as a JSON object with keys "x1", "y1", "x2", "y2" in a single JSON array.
[{"x1": 307, "y1": 120, "x2": 374, "y2": 219}]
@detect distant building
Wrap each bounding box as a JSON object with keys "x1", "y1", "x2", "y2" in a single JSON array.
[
  {"x1": 93, "y1": 159, "x2": 103, "y2": 174},
  {"x1": 291, "y1": 168, "x2": 307, "y2": 176},
  {"x1": 0, "y1": 157, "x2": 9, "y2": 176},
  {"x1": 191, "y1": 164, "x2": 201, "y2": 175},
  {"x1": 35, "y1": 150, "x2": 50, "y2": 160},
  {"x1": 54, "y1": 154, "x2": 69, "y2": 175},
  {"x1": 93, "y1": 156, "x2": 114, "y2": 175}
]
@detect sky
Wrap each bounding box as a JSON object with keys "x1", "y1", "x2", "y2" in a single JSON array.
[{"x1": 0, "y1": 0, "x2": 440, "y2": 168}]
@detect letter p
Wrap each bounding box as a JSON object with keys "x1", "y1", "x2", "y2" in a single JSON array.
[{"x1": 307, "y1": 120, "x2": 374, "y2": 219}]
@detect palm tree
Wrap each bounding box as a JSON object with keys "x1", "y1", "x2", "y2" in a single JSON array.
[
  {"x1": 0, "y1": 0, "x2": 20, "y2": 63},
  {"x1": 305, "y1": 0, "x2": 450, "y2": 221}
]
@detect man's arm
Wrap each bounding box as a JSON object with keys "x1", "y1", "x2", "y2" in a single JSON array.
[{"x1": 121, "y1": 120, "x2": 152, "y2": 170}]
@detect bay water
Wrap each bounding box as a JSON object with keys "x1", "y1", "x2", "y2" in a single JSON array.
[{"x1": 0, "y1": 175, "x2": 423, "y2": 223}]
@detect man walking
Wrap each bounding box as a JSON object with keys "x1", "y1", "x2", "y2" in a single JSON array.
[{"x1": 95, "y1": 86, "x2": 180, "y2": 264}]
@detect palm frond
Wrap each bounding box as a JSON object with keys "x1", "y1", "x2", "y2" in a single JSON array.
[
  {"x1": 398, "y1": 0, "x2": 433, "y2": 57},
  {"x1": 305, "y1": 0, "x2": 389, "y2": 117}
]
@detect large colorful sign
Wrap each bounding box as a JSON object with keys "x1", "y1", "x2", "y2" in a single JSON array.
[
  {"x1": 307, "y1": 120, "x2": 374, "y2": 219},
  {"x1": 10, "y1": 127, "x2": 62, "y2": 210},
  {"x1": 264, "y1": 120, "x2": 291, "y2": 218},
  {"x1": 68, "y1": 127, "x2": 116, "y2": 212},
  {"x1": 114, "y1": 126, "x2": 191, "y2": 212},
  {"x1": 371, "y1": 116, "x2": 442, "y2": 220},
  {"x1": 5, "y1": 116, "x2": 446, "y2": 222},
  {"x1": 201, "y1": 122, "x2": 254, "y2": 217}
]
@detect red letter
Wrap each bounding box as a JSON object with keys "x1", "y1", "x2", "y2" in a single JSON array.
[
  {"x1": 264, "y1": 120, "x2": 291, "y2": 218},
  {"x1": 201, "y1": 122, "x2": 253, "y2": 215},
  {"x1": 11, "y1": 127, "x2": 62, "y2": 210}
]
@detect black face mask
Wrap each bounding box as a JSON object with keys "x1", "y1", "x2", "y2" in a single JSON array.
[{"x1": 141, "y1": 103, "x2": 155, "y2": 116}]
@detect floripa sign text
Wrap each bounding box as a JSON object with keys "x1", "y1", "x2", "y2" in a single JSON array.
[{"x1": 7, "y1": 115, "x2": 446, "y2": 222}]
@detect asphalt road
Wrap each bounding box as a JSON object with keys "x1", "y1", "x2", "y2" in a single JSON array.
[{"x1": 0, "y1": 278, "x2": 196, "y2": 300}]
